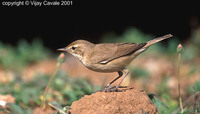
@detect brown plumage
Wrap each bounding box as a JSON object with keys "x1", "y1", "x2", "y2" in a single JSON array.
[{"x1": 58, "y1": 34, "x2": 173, "y2": 92}]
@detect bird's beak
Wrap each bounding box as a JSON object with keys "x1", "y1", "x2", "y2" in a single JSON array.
[{"x1": 57, "y1": 48, "x2": 67, "y2": 51}]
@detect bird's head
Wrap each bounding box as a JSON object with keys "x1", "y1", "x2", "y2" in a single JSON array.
[{"x1": 57, "y1": 40, "x2": 94, "y2": 60}]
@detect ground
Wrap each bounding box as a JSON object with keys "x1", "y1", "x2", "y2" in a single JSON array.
[{"x1": 68, "y1": 88, "x2": 158, "y2": 114}]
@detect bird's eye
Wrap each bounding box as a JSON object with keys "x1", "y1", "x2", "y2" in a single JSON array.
[{"x1": 71, "y1": 46, "x2": 76, "y2": 50}]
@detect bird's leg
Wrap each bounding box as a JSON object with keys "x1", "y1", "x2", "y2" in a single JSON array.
[
  {"x1": 107, "y1": 68, "x2": 129, "y2": 92},
  {"x1": 115, "y1": 68, "x2": 129, "y2": 89},
  {"x1": 102, "y1": 71, "x2": 123, "y2": 92}
]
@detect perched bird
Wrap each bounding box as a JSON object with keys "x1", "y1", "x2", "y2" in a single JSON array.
[{"x1": 58, "y1": 34, "x2": 172, "y2": 92}]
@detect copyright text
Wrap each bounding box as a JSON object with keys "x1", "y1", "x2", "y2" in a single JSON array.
[{"x1": 1, "y1": 0, "x2": 73, "y2": 7}]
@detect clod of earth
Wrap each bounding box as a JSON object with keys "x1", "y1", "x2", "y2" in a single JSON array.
[{"x1": 68, "y1": 88, "x2": 158, "y2": 114}]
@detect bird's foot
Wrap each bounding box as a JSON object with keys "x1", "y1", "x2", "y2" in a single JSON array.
[
  {"x1": 102, "y1": 86, "x2": 127, "y2": 92},
  {"x1": 92, "y1": 86, "x2": 127, "y2": 93}
]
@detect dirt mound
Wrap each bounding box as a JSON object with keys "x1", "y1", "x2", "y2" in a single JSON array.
[{"x1": 68, "y1": 88, "x2": 158, "y2": 114}]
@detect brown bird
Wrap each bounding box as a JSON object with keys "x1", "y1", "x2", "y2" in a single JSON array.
[{"x1": 58, "y1": 34, "x2": 172, "y2": 92}]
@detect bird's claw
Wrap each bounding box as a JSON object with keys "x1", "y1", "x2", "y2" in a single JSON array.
[
  {"x1": 102, "y1": 86, "x2": 123, "y2": 92},
  {"x1": 92, "y1": 86, "x2": 127, "y2": 94}
]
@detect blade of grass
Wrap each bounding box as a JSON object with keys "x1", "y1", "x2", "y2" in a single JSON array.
[
  {"x1": 40, "y1": 53, "x2": 65, "y2": 110},
  {"x1": 193, "y1": 86, "x2": 200, "y2": 113},
  {"x1": 177, "y1": 44, "x2": 184, "y2": 113},
  {"x1": 48, "y1": 103, "x2": 67, "y2": 114}
]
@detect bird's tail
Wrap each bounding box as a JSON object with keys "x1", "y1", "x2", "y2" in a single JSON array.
[{"x1": 144, "y1": 34, "x2": 173, "y2": 48}]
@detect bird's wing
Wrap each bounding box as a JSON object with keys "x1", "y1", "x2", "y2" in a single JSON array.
[{"x1": 89, "y1": 43, "x2": 146, "y2": 64}]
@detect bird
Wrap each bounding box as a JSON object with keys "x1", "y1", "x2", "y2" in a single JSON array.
[{"x1": 58, "y1": 34, "x2": 172, "y2": 92}]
